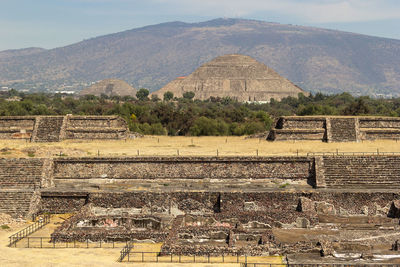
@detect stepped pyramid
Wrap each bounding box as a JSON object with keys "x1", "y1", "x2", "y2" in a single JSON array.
[
  {"x1": 154, "y1": 54, "x2": 307, "y2": 101},
  {"x1": 80, "y1": 79, "x2": 137, "y2": 97}
]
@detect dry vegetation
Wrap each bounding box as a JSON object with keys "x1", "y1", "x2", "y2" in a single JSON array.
[{"x1": 0, "y1": 136, "x2": 399, "y2": 158}]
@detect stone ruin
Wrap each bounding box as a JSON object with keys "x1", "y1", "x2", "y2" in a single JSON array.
[
  {"x1": 153, "y1": 54, "x2": 307, "y2": 102},
  {"x1": 0, "y1": 115, "x2": 128, "y2": 142},
  {"x1": 80, "y1": 79, "x2": 137, "y2": 97},
  {"x1": 268, "y1": 116, "x2": 400, "y2": 142},
  {"x1": 2, "y1": 155, "x2": 400, "y2": 263}
]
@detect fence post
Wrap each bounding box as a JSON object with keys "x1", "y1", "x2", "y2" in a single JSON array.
[
  {"x1": 41, "y1": 237, "x2": 42, "y2": 248},
  {"x1": 87, "y1": 238, "x2": 88, "y2": 248},
  {"x1": 27, "y1": 237, "x2": 29, "y2": 248},
  {"x1": 142, "y1": 252, "x2": 144, "y2": 262}
]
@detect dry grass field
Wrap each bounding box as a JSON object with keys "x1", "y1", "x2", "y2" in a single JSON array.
[{"x1": 1, "y1": 136, "x2": 400, "y2": 158}]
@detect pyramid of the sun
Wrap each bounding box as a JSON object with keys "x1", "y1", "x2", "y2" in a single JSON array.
[
  {"x1": 80, "y1": 79, "x2": 137, "y2": 97},
  {"x1": 154, "y1": 54, "x2": 307, "y2": 101}
]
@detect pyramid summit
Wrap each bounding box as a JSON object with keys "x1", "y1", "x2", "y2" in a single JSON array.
[
  {"x1": 154, "y1": 54, "x2": 307, "y2": 102},
  {"x1": 80, "y1": 79, "x2": 137, "y2": 97}
]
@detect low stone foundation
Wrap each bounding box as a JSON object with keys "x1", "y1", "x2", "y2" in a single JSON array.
[
  {"x1": 268, "y1": 116, "x2": 400, "y2": 142},
  {"x1": 0, "y1": 115, "x2": 129, "y2": 142}
]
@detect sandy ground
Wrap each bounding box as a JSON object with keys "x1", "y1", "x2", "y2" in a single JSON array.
[{"x1": 0, "y1": 136, "x2": 399, "y2": 158}]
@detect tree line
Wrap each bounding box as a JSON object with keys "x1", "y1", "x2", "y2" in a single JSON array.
[{"x1": 0, "y1": 89, "x2": 400, "y2": 136}]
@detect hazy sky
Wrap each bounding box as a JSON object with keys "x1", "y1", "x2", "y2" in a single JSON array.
[{"x1": 1, "y1": 0, "x2": 399, "y2": 51}]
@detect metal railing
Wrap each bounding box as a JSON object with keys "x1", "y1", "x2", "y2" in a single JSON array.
[
  {"x1": 120, "y1": 251, "x2": 282, "y2": 264},
  {"x1": 242, "y1": 265, "x2": 400, "y2": 267},
  {"x1": 307, "y1": 150, "x2": 400, "y2": 156},
  {"x1": 8, "y1": 214, "x2": 50, "y2": 247},
  {"x1": 117, "y1": 241, "x2": 134, "y2": 262},
  {"x1": 9, "y1": 237, "x2": 130, "y2": 249}
]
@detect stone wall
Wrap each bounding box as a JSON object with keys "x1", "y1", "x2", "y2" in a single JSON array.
[
  {"x1": 64, "y1": 115, "x2": 128, "y2": 140},
  {"x1": 0, "y1": 115, "x2": 129, "y2": 142},
  {"x1": 40, "y1": 192, "x2": 88, "y2": 214},
  {"x1": 52, "y1": 157, "x2": 314, "y2": 181},
  {"x1": 269, "y1": 116, "x2": 400, "y2": 142},
  {"x1": 0, "y1": 116, "x2": 36, "y2": 139},
  {"x1": 3, "y1": 155, "x2": 400, "y2": 218}
]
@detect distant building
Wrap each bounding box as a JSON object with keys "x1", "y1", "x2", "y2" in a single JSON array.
[
  {"x1": 55, "y1": 91, "x2": 76, "y2": 94},
  {"x1": 5, "y1": 96, "x2": 22, "y2": 102}
]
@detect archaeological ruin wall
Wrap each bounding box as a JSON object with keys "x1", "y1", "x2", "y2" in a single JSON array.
[
  {"x1": 0, "y1": 116, "x2": 36, "y2": 139},
  {"x1": 4, "y1": 155, "x2": 400, "y2": 258},
  {"x1": 268, "y1": 116, "x2": 400, "y2": 142},
  {"x1": 0, "y1": 115, "x2": 129, "y2": 142},
  {"x1": 2, "y1": 155, "x2": 400, "y2": 218}
]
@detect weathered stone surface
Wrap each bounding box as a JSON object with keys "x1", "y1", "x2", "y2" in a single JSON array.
[
  {"x1": 297, "y1": 197, "x2": 315, "y2": 213},
  {"x1": 153, "y1": 54, "x2": 306, "y2": 102},
  {"x1": 315, "y1": 201, "x2": 336, "y2": 215},
  {"x1": 52, "y1": 156, "x2": 315, "y2": 181},
  {"x1": 80, "y1": 78, "x2": 137, "y2": 97},
  {"x1": 268, "y1": 116, "x2": 400, "y2": 142},
  {"x1": 0, "y1": 115, "x2": 129, "y2": 142}
]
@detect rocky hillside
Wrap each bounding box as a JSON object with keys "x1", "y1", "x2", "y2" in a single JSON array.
[{"x1": 1, "y1": 18, "x2": 400, "y2": 96}]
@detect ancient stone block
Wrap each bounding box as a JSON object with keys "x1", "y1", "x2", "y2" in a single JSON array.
[{"x1": 315, "y1": 201, "x2": 336, "y2": 215}]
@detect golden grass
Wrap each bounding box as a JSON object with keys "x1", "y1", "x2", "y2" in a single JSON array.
[{"x1": 0, "y1": 136, "x2": 400, "y2": 158}]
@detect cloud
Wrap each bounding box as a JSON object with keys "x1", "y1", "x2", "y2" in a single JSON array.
[{"x1": 154, "y1": 0, "x2": 400, "y2": 23}]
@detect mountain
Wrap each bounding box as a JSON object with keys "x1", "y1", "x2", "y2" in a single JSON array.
[
  {"x1": 80, "y1": 79, "x2": 137, "y2": 97},
  {"x1": 0, "y1": 47, "x2": 46, "y2": 59},
  {"x1": 1, "y1": 18, "x2": 400, "y2": 97},
  {"x1": 153, "y1": 54, "x2": 306, "y2": 101}
]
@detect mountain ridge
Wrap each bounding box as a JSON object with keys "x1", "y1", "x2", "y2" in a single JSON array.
[{"x1": 1, "y1": 18, "x2": 400, "y2": 97}]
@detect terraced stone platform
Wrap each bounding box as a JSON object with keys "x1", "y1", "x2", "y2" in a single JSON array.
[
  {"x1": 0, "y1": 115, "x2": 128, "y2": 142},
  {"x1": 268, "y1": 116, "x2": 400, "y2": 142}
]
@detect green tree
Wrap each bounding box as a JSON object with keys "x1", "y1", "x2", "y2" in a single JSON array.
[
  {"x1": 163, "y1": 91, "x2": 174, "y2": 101},
  {"x1": 136, "y1": 88, "x2": 149, "y2": 101},
  {"x1": 182, "y1": 91, "x2": 195, "y2": 100}
]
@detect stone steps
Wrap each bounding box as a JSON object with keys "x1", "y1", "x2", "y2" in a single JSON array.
[
  {"x1": 33, "y1": 116, "x2": 64, "y2": 142},
  {"x1": 0, "y1": 159, "x2": 44, "y2": 189},
  {"x1": 323, "y1": 156, "x2": 400, "y2": 188},
  {"x1": 0, "y1": 191, "x2": 33, "y2": 217}
]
